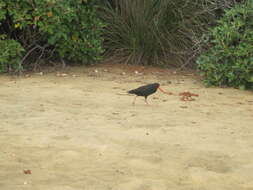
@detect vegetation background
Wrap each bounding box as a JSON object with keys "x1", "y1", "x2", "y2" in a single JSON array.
[{"x1": 0, "y1": 0, "x2": 252, "y2": 89}]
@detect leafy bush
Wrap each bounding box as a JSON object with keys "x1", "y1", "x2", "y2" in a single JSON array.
[
  {"x1": 98, "y1": 0, "x2": 237, "y2": 66},
  {"x1": 0, "y1": 0, "x2": 103, "y2": 73},
  {"x1": 197, "y1": 1, "x2": 253, "y2": 89},
  {"x1": 0, "y1": 37, "x2": 24, "y2": 73}
]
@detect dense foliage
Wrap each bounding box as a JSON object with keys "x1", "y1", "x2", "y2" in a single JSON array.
[
  {"x1": 197, "y1": 1, "x2": 253, "y2": 89},
  {"x1": 0, "y1": 37, "x2": 24, "y2": 73},
  {"x1": 98, "y1": 0, "x2": 238, "y2": 66},
  {"x1": 0, "y1": 0, "x2": 103, "y2": 73}
]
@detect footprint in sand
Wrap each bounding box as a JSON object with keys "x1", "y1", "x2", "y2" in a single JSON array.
[
  {"x1": 52, "y1": 135, "x2": 71, "y2": 141},
  {"x1": 186, "y1": 151, "x2": 234, "y2": 173}
]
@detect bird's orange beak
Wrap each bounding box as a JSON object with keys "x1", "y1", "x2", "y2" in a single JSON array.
[{"x1": 158, "y1": 87, "x2": 174, "y2": 95}]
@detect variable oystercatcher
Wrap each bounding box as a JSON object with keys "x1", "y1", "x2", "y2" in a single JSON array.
[{"x1": 128, "y1": 83, "x2": 172, "y2": 105}]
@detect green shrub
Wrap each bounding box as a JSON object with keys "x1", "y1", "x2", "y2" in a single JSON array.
[
  {"x1": 197, "y1": 1, "x2": 253, "y2": 89},
  {"x1": 98, "y1": 0, "x2": 237, "y2": 66},
  {"x1": 0, "y1": 0, "x2": 103, "y2": 73},
  {"x1": 0, "y1": 37, "x2": 24, "y2": 73}
]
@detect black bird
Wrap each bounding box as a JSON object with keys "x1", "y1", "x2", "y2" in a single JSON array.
[{"x1": 128, "y1": 83, "x2": 161, "y2": 105}]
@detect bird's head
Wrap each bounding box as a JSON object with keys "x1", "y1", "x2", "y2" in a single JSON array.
[{"x1": 154, "y1": 83, "x2": 160, "y2": 89}]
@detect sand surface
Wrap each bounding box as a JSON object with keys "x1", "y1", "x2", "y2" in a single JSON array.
[{"x1": 0, "y1": 64, "x2": 253, "y2": 190}]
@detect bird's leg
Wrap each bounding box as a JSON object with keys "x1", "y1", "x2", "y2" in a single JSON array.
[
  {"x1": 132, "y1": 96, "x2": 137, "y2": 105},
  {"x1": 145, "y1": 97, "x2": 149, "y2": 105}
]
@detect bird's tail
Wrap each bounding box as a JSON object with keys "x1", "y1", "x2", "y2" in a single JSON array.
[{"x1": 128, "y1": 90, "x2": 135, "y2": 94}]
